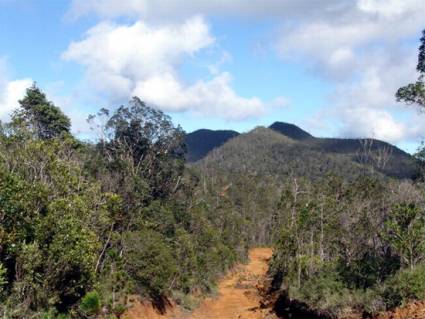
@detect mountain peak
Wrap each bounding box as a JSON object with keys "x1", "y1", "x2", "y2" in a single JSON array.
[
  {"x1": 269, "y1": 122, "x2": 313, "y2": 141},
  {"x1": 185, "y1": 129, "x2": 239, "y2": 162}
]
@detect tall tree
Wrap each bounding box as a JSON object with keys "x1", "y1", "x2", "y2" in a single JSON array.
[
  {"x1": 396, "y1": 29, "x2": 425, "y2": 108},
  {"x1": 88, "y1": 97, "x2": 186, "y2": 200},
  {"x1": 12, "y1": 83, "x2": 71, "y2": 139}
]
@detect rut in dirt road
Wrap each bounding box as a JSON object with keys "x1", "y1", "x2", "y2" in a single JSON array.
[
  {"x1": 124, "y1": 248, "x2": 276, "y2": 319},
  {"x1": 184, "y1": 247, "x2": 275, "y2": 319}
]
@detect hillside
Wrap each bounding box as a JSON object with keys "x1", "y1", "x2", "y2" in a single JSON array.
[
  {"x1": 185, "y1": 129, "x2": 239, "y2": 162},
  {"x1": 196, "y1": 127, "x2": 380, "y2": 180},
  {"x1": 2, "y1": 85, "x2": 425, "y2": 319},
  {"x1": 269, "y1": 121, "x2": 313, "y2": 140},
  {"x1": 187, "y1": 122, "x2": 418, "y2": 179}
]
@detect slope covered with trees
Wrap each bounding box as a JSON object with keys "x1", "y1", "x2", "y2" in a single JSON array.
[
  {"x1": 1, "y1": 87, "x2": 423, "y2": 318},
  {"x1": 187, "y1": 122, "x2": 417, "y2": 180},
  {"x1": 1, "y1": 29, "x2": 425, "y2": 319},
  {"x1": 185, "y1": 129, "x2": 239, "y2": 162},
  {"x1": 0, "y1": 87, "x2": 268, "y2": 318},
  {"x1": 266, "y1": 28, "x2": 425, "y2": 318},
  {"x1": 196, "y1": 127, "x2": 411, "y2": 181}
]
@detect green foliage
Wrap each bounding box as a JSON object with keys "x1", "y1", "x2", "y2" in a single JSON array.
[
  {"x1": 269, "y1": 176, "x2": 425, "y2": 315},
  {"x1": 3, "y1": 83, "x2": 424, "y2": 319},
  {"x1": 80, "y1": 291, "x2": 101, "y2": 316},
  {"x1": 396, "y1": 81, "x2": 425, "y2": 107},
  {"x1": 381, "y1": 264, "x2": 425, "y2": 308},
  {"x1": 384, "y1": 203, "x2": 425, "y2": 268},
  {"x1": 418, "y1": 29, "x2": 425, "y2": 74},
  {"x1": 11, "y1": 83, "x2": 71, "y2": 139},
  {"x1": 396, "y1": 29, "x2": 425, "y2": 108},
  {"x1": 41, "y1": 310, "x2": 70, "y2": 319},
  {"x1": 123, "y1": 229, "x2": 177, "y2": 296}
]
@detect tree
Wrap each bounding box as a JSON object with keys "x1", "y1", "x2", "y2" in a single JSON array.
[
  {"x1": 384, "y1": 203, "x2": 425, "y2": 269},
  {"x1": 396, "y1": 29, "x2": 425, "y2": 108},
  {"x1": 12, "y1": 83, "x2": 71, "y2": 139},
  {"x1": 123, "y1": 229, "x2": 177, "y2": 296},
  {"x1": 88, "y1": 97, "x2": 186, "y2": 201}
]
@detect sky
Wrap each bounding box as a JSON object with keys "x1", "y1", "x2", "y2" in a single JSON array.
[{"x1": 0, "y1": 0, "x2": 424, "y2": 152}]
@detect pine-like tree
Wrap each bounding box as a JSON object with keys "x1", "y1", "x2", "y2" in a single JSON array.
[{"x1": 12, "y1": 83, "x2": 71, "y2": 139}]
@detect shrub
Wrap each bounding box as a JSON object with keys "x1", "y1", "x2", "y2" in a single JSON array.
[
  {"x1": 123, "y1": 229, "x2": 177, "y2": 296},
  {"x1": 80, "y1": 291, "x2": 101, "y2": 316},
  {"x1": 380, "y1": 263, "x2": 425, "y2": 308}
]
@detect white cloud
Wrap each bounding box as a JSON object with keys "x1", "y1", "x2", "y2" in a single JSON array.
[
  {"x1": 132, "y1": 72, "x2": 266, "y2": 119},
  {"x1": 65, "y1": 0, "x2": 425, "y2": 143},
  {"x1": 357, "y1": 0, "x2": 424, "y2": 19},
  {"x1": 0, "y1": 58, "x2": 32, "y2": 121},
  {"x1": 0, "y1": 79, "x2": 33, "y2": 120},
  {"x1": 274, "y1": 0, "x2": 425, "y2": 143},
  {"x1": 67, "y1": 0, "x2": 350, "y2": 21},
  {"x1": 278, "y1": 0, "x2": 424, "y2": 77},
  {"x1": 338, "y1": 107, "x2": 406, "y2": 142},
  {"x1": 63, "y1": 16, "x2": 278, "y2": 120}
]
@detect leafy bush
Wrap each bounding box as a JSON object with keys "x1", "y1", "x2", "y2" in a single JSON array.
[
  {"x1": 380, "y1": 263, "x2": 425, "y2": 308},
  {"x1": 123, "y1": 229, "x2": 177, "y2": 296},
  {"x1": 80, "y1": 291, "x2": 101, "y2": 315}
]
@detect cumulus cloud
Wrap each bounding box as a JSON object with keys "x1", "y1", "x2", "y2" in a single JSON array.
[
  {"x1": 65, "y1": 0, "x2": 425, "y2": 143},
  {"x1": 278, "y1": 0, "x2": 424, "y2": 77},
  {"x1": 63, "y1": 16, "x2": 279, "y2": 120},
  {"x1": 0, "y1": 79, "x2": 33, "y2": 120},
  {"x1": 338, "y1": 108, "x2": 406, "y2": 141},
  {"x1": 275, "y1": 0, "x2": 425, "y2": 143},
  {"x1": 0, "y1": 59, "x2": 32, "y2": 121}
]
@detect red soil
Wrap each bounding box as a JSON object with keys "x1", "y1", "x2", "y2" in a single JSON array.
[
  {"x1": 123, "y1": 248, "x2": 425, "y2": 319},
  {"x1": 374, "y1": 301, "x2": 425, "y2": 319},
  {"x1": 124, "y1": 247, "x2": 276, "y2": 319}
]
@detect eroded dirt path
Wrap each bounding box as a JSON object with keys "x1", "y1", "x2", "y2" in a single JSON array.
[
  {"x1": 124, "y1": 247, "x2": 275, "y2": 319},
  {"x1": 183, "y1": 247, "x2": 274, "y2": 319}
]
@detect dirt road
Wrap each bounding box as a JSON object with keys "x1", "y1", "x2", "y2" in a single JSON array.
[
  {"x1": 124, "y1": 247, "x2": 275, "y2": 319},
  {"x1": 124, "y1": 247, "x2": 425, "y2": 319},
  {"x1": 185, "y1": 247, "x2": 274, "y2": 319}
]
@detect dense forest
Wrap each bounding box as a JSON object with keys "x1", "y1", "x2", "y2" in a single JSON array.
[
  {"x1": 0, "y1": 29, "x2": 424, "y2": 319},
  {"x1": 0, "y1": 89, "x2": 267, "y2": 318},
  {"x1": 266, "y1": 29, "x2": 425, "y2": 318}
]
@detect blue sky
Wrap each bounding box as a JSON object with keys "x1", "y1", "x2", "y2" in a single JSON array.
[{"x1": 0, "y1": 0, "x2": 424, "y2": 152}]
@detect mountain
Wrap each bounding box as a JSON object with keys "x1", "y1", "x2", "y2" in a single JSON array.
[
  {"x1": 196, "y1": 127, "x2": 380, "y2": 180},
  {"x1": 186, "y1": 123, "x2": 418, "y2": 180},
  {"x1": 185, "y1": 129, "x2": 239, "y2": 162},
  {"x1": 269, "y1": 121, "x2": 313, "y2": 140}
]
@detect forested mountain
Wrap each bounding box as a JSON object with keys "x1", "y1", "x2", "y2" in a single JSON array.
[
  {"x1": 269, "y1": 121, "x2": 313, "y2": 140},
  {"x1": 194, "y1": 126, "x2": 418, "y2": 180},
  {"x1": 185, "y1": 129, "x2": 239, "y2": 161},
  {"x1": 269, "y1": 121, "x2": 415, "y2": 179}
]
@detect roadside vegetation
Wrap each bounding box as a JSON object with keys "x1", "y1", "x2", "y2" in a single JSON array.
[
  {"x1": 0, "y1": 29, "x2": 424, "y2": 319},
  {"x1": 267, "y1": 28, "x2": 425, "y2": 318},
  {"x1": 0, "y1": 87, "x2": 266, "y2": 318}
]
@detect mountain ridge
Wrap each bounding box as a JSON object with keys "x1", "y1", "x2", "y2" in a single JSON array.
[{"x1": 185, "y1": 122, "x2": 417, "y2": 180}]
